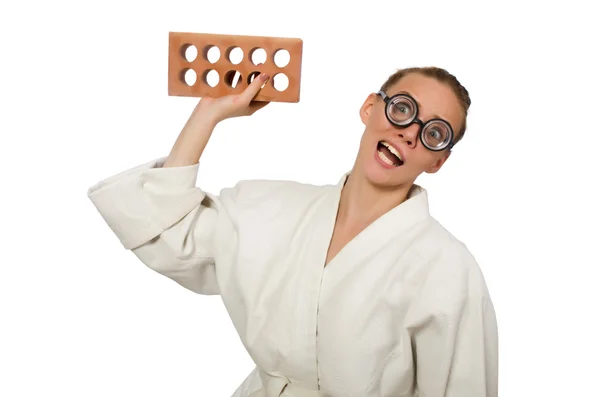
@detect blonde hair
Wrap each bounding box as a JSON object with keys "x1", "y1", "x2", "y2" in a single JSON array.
[{"x1": 380, "y1": 66, "x2": 471, "y2": 145}]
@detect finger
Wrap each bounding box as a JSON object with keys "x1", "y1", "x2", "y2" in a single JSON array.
[{"x1": 241, "y1": 72, "x2": 270, "y2": 103}]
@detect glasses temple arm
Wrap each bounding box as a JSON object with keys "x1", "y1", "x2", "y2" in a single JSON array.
[{"x1": 376, "y1": 91, "x2": 389, "y2": 102}]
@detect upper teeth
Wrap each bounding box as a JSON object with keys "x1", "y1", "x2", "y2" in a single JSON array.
[{"x1": 381, "y1": 141, "x2": 402, "y2": 161}]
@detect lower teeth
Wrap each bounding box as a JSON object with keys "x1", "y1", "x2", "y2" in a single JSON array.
[{"x1": 377, "y1": 149, "x2": 399, "y2": 166}]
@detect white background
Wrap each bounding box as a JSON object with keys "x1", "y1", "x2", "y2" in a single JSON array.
[{"x1": 1, "y1": 0, "x2": 599, "y2": 395}]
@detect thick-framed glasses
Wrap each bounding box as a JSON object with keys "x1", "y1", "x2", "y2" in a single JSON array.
[{"x1": 377, "y1": 90, "x2": 455, "y2": 152}]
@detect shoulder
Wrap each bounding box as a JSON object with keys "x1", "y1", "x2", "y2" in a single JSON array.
[
  {"x1": 211, "y1": 177, "x2": 339, "y2": 219},
  {"x1": 411, "y1": 216, "x2": 492, "y2": 303},
  {"x1": 219, "y1": 177, "x2": 336, "y2": 205}
]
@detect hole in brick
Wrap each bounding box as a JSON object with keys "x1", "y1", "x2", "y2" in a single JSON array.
[
  {"x1": 180, "y1": 68, "x2": 197, "y2": 86},
  {"x1": 273, "y1": 49, "x2": 290, "y2": 68},
  {"x1": 227, "y1": 46, "x2": 243, "y2": 65},
  {"x1": 273, "y1": 73, "x2": 289, "y2": 91},
  {"x1": 225, "y1": 70, "x2": 243, "y2": 88},
  {"x1": 247, "y1": 71, "x2": 260, "y2": 84},
  {"x1": 203, "y1": 69, "x2": 219, "y2": 87},
  {"x1": 250, "y1": 48, "x2": 267, "y2": 65},
  {"x1": 203, "y1": 45, "x2": 220, "y2": 63},
  {"x1": 180, "y1": 44, "x2": 198, "y2": 62},
  {"x1": 247, "y1": 71, "x2": 267, "y2": 88}
]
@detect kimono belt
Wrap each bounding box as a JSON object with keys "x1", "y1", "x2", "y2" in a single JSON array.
[{"x1": 248, "y1": 370, "x2": 321, "y2": 397}]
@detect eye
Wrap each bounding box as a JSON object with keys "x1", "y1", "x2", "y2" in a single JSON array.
[
  {"x1": 428, "y1": 129, "x2": 443, "y2": 141},
  {"x1": 427, "y1": 128, "x2": 446, "y2": 143},
  {"x1": 394, "y1": 104, "x2": 409, "y2": 114}
]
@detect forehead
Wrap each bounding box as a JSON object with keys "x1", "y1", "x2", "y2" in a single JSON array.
[{"x1": 387, "y1": 73, "x2": 463, "y2": 132}]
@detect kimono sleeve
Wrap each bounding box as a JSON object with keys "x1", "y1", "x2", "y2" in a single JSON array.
[
  {"x1": 87, "y1": 157, "x2": 239, "y2": 295},
  {"x1": 407, "y1": 249, "x2": 499, "y2": 396},
  {"x1": 414, "y1": 297, "x2": 498, "y2": 397}
]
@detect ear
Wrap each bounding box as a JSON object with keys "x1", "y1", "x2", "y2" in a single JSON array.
[
  {"x1": 359, "y1": 93, "x2": 378, "y2": 125},
  {"x1": 425, "y1": 151, "x2": 451, "y2": 174}
]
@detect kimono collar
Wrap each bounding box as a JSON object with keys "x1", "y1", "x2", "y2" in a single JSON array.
[{"x1": 336, "y1": 171, "x2": 431, "y2": 224}]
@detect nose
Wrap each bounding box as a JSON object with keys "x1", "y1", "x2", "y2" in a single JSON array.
[{"x1": 396, "y1": 123, "x2": 420, "y2": 148}]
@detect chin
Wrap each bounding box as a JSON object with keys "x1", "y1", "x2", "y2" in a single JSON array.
[{"x1": 352, "y1": 138, "x2": 415, "y2": 189}]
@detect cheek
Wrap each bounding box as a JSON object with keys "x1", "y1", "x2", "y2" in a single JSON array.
[
  {"x1": 357, "y1": 131, "x2": 374, "y2": 156},
  {"x1": 366, "y1": 108, "x2": 390, "y2": 130},
  {"x1": 410, "y1": 152, "x2": 441, "y2": 170},
  {"x1": 376, "y1": 116, "x2": 392, "y2": 131}
]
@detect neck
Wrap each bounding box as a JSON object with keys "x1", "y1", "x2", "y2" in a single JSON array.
[{"x1": 336, "y1": 169, "x2": 413, "y2": 230}]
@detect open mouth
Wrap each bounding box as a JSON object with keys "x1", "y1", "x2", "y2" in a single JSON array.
[{"x1": 377, "y1": 141, "x2": 404, "y2": 167}]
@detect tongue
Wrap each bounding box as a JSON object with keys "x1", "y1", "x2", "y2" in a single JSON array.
[{"x1": 378, "y1": 143, "x2": 399, "y2": 165}]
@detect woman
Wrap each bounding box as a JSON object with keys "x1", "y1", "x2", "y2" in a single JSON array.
[{"x1": 88, "y1": 66, "x2": 498, "y2": 397}]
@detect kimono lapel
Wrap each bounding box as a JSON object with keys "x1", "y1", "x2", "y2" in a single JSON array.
[
  {"x1": 305, "y1": 175, "x2": 346, "y2": 270},
  {"x1": 318, "y1": 174, "x2": 432, "y2": 295},
  {"x1": 308, "y1": 172, "x2": 431, "y2": 272}
]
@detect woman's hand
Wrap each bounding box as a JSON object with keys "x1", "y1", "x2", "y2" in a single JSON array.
[
  {"x1": 193, "y1": 72, "x2": 271, "y2": 126},
  {"x1": 163, "y1": 72, "x2": 271, "y2": 168}
]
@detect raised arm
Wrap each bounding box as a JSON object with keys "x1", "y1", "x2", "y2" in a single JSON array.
[
  {"x1": 164, "y1": 72, "x2": 270, "y2": 167},
  {"x1": 87, "y1": 73, "x2": 271, "y2": 294}
]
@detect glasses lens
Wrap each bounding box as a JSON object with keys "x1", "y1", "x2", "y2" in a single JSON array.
[
  {"x1": 422, "y1": 121, "x2": 452, "y2": 149},
  {"x1": 387, "y1": 96, "x2": 416, "y2": 125}
]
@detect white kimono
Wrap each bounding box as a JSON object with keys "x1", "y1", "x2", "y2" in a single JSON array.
[{"x1": 87, "y1": 157, "x2": 498, "y2": 397}]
